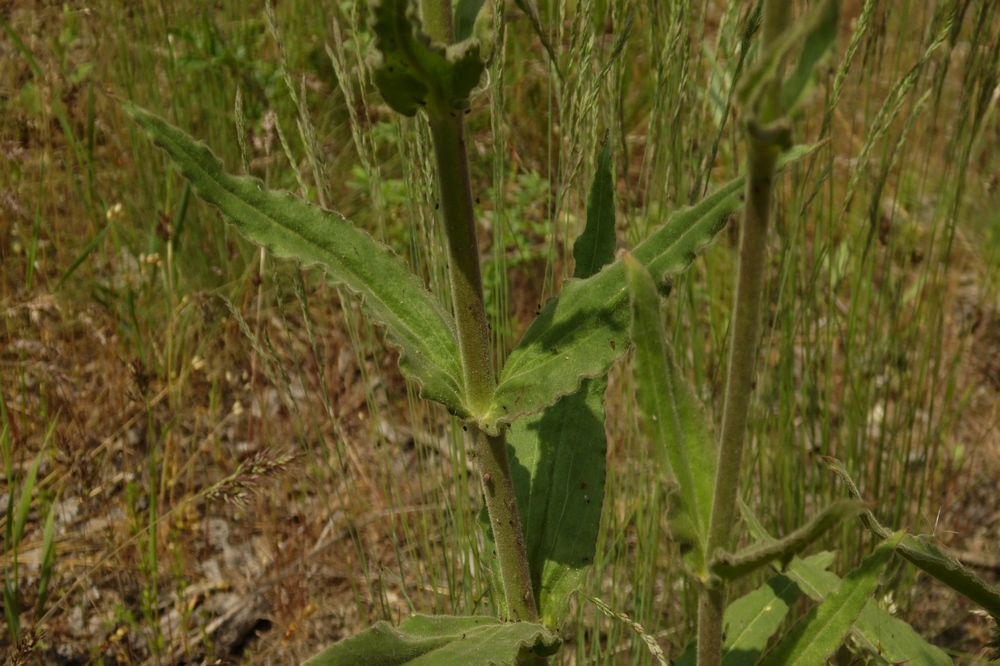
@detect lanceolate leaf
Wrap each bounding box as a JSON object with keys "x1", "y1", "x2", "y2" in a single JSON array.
[
  {"x1": 453, "y1": 0, "x2": 487, "y2": 43},
  {"x1": 710, "y1": 500, "x2": 865, "y2": 581},
  {"x1": 573, "y1": 136, "x2": 616, "y2": 281},
  {"x1": 484, "y1": 144, "x2": 818, "y2": 434},
  {"x1": 780, "y1": 0, "x2": 840, "y2": 113},
  {"x1": 302, "y1": 614, "x2": 560, "y2": 666},
  {"x1": 625, "y1": 254, "x2": 717, "y2": 579},
  {"x1": 124, "y1": 104, "x2": 468, "y2": 418},
  {"x1": 370, "y1": 0, "x2": 485, "y2": 116},
  {"x1": 787, "y1": 551, "x2": 954, "y2": 666},
  {"x1": 760, "y1": 532, "x2": 904, "y2": 666}
]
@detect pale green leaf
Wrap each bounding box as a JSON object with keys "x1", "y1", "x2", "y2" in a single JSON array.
[
  {"x1": 787, "y1": 553, "x2": 953, "y2": 665},
  {"x1": 742, "y1": 501, "x2": 951, "y2": 665},
  {"x1": 738, "y1": 0, "x2": 840, "y2": 117},
  {"x1": 625, "y1": 254, "x2": 717, "y2": 579},
  {"x1": 759, "y1": 532, "x2": 904, "y2": 666},
  {"x1": 711, "y1": 500, "x2": 865, "y2": 581},
  {"x1": 672, "y1": 573, "x2": 803, "y2": 666},
  {"x1": 302, "y1": 614, "x2": 560, "y2": 665},
  {"x1": 484, "y1": 143, "x2": 818, "y2": 435},
  {"x1": 124, "y1": 104, "x2": 468, "y2": 418},
  {"x1": 370, "y1": 0, "x2": 485, "y2": 116}
]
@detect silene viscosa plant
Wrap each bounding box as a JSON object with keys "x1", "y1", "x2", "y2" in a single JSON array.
[{"x1": 126, "y1": 0, "x2": 1000, "y2": 664}]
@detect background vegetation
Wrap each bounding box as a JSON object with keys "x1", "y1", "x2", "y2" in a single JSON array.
[{"x1": 2, "y1": 0, "x2": 999, "y2": 663}]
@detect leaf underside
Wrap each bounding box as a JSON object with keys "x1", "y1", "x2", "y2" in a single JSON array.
[{"x1": 124, "y1": 103, "x2": 468, "y2": 418}]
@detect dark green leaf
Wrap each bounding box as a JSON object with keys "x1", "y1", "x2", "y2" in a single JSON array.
[
  {"x1": 302, "y1": 615, "x2": 560, "y2": 665},
  {"x1": 124, "y1": 103, "x2": 468, "y2": 418},
  {"x1": 573, "y1": 135, "x2": 616, "y2": 280},
  {"x1": 482, "y1": 377, "x2": 607, "y2": 627}
]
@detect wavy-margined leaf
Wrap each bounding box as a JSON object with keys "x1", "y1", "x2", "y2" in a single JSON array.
[
  {"x1": 710, "y1": 499, "x2": 865, "y2": 581},
  {"x1": 825, "y1": 456, "x2": 1000, "y2": 619},
  {"x1": 483, "y1": 144, "x2": 818, "y2": 434},
  {"x1": 124, "y1": 104, "x2": 468, "y2": 418},
  {"x1": 370, "y1": 0, "x2": 485, "y2": 116},
  {"x1": 759, "y1": 531, "x2": 904, "y2": 666},
  {"x1": 481, "y1": 173, "x2": 739, "y2": 434},
  {"x1": 302, "y1": 614, "x2": 560, "y2": 666},
  {"x1": 624, "y1": 254, "x2": 718, "y2": 579},
  {"x1": 741, "y1": 501, "x2": 953, "y2": 666}
]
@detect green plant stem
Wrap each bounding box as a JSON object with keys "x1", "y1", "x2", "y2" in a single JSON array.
[
  {"x1": 697, "y1": 1, "x2": 792, "y2": 665},
  {"x1": 421, "y1": 2, "x2": 538, "y2": 623}
]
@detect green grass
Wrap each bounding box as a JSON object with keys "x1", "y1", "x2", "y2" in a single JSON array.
[{"x1": 1, "y1": 0, "x2": 998, "y2": 663}]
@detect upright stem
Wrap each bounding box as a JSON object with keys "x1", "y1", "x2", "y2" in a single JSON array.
[
  {"x1": 697, "y1": 2, "x2": 792, "y2": 665},
  {"x1": 420, "y1": 0, "x2": 539, "y2": 624}
]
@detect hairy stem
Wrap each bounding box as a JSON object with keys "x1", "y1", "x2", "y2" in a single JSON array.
[
  {"x1": 421, "y1": 0, "x2": 539, "y2": 625},
  {"x1": 698, "y1": 1, "x2": 792, "y2": 664}
]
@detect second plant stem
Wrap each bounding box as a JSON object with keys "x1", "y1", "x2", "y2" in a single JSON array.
[{"x1": 697, "y1": 1, "x2": 791, "y2": 664}]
